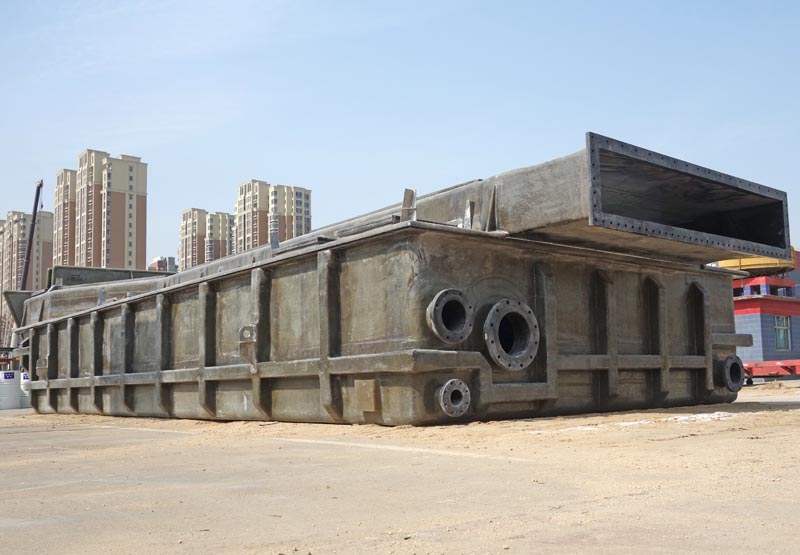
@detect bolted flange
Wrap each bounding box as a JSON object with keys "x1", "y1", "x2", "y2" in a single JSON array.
[
  {"x1": 436, "y1": 378, "x2": 472, "y2": 418},
  {"x1": 426, "y1": 289, "x2": 474, "y2": 345},
  {"x1": 483, "y1": 299, "x2": 540, "y2": 371}
]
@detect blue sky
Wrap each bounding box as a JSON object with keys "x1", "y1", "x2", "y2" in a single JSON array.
[{"x1": 0, "y1": 0, "x2": 798, "y2": 261}]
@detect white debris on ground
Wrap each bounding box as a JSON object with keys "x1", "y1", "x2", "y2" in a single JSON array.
[{"x1": 528, "y1": 411, "x2": 759, "y2": 434}]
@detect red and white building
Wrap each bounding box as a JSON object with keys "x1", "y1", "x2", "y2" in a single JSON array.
[{"x1": 733, "y1": 267, "x2": 800, "y2": 380}]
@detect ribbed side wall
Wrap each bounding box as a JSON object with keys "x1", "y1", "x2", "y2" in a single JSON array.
[{"x1": 24, "y1": 227, "x2": 742, "y2": 425}]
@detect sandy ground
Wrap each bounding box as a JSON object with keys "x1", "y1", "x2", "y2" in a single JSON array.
[{"x1": 1, "y1": 383, "x2": 800, "y2": 555}]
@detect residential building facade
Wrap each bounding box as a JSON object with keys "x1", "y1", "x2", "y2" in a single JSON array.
[
  {"x1": 101, "y1": 154, "x2": 147, "y2": 269},
  {"x1": 177, "y1": 209, "x2": 236, "y2": 271},
  {"x1": 234, "y1": 180, "x2": 311, "y2": 253},
  {"x1": 54, "y1": 169, "x2": 77, "y2": 266},
  {"x1": 177, "y1": 208, "x2": 207, "y2": 271},
  {"x1": 0, "y1": 211, "x2": 54, "y2": 345},
  {"x1": 205, "y1": 211, "x2": 235, "y2": 263},
  {"x1": 73, "y1": 150, "x2": 147, "y2": 269},
  {"x1": 75, "y1": 149, "x2": 106, "y2": 268}
]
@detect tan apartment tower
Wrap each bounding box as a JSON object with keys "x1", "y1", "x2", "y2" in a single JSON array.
[
  {"x1": 0, "y1": 220, "x2": 5, "y2": 345},
  {"x1": 75, "y1": 150, "x2": 106, "y2": 268},
  {"x1": 0, "y1": 211, "x2": 54, "y2": 345},
  {"x1": 205, "y1": 211, "x2": 235, "y2": 263},
  {"x1": 101, "y1": 154, "x2": 147, "y2": 269},
  {"x1": 177, "y1": 208, "x2": 207, "y2": 271},
  {"x1": 177, "y1": 209, "x2": 235, "y2": 271},
  {"x1": 75, "y1": 150, "x2": 147, "y2": 269},
  {"x1": 54, "y1": 169, "x2": 77, "y2": 266},
  {"x1": 234, "y1": 180, "x2": 311, "y2": 253}
]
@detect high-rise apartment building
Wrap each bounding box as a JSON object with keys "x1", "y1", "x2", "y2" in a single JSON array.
[
  {"x1": 73, "y1": 150, "x2": 147, "y2": 269},
  {"x1": 2, "y1": 211, "x2": 53, "y2": 291},
  {"x1": 0, "y1": 220, "x2": 6, "y2": 345},
  {"x1": 101, "y1": 154, "x2": 147, "y2": 269},
  {"x1": 177, "y1": 209, "x2": 235, "y2": 271},
  {"x1": 54, "y1": 169, "x2": 77, "y2": 266},
  {"x1": 205, "y1": 211, "x2": 235, "y2": 263},
  {"x1": 177, "y1": 208, "x2": 207, "y2": 271},
  {"x1": 0, "y1": 211, "x2": 54, "y2": 345},
  {"x1": 234, "y1": 180, "x2": 311, "y2": 253},
  {"x1": 75, "y1": 149, "x2": 106, "y2": 268}
]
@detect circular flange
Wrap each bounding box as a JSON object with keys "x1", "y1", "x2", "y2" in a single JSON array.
[
  {"x1": 716, "y1": 355, "x2": 745, "y2": 393},
  {"x1": 426, "y1": 289, "x2": 474, "y2": 345},
  {"x1": 483, "y1": 299, "x2": 540, "y2": 371},
  {"x1": 436, "y1": 378, "x2": 472, "y2": 418}
]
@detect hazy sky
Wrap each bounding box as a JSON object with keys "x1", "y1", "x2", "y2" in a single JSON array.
[{"x1": 0, "y1": 0, "x2": 798, "y2": 261}]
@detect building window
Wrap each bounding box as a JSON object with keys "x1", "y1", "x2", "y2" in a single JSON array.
[{"x1": 776, "y1": 316, "x2": 791, "y2": 351}]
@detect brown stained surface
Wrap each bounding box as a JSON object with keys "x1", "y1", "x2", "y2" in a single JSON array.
[{"x1": 1, "y1": 383, "x2": 798, "y2": 554}]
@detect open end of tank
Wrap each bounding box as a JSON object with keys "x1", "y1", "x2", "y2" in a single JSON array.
[{"x1": 589, "y1": 134, "x2": 789, "y2": 257}]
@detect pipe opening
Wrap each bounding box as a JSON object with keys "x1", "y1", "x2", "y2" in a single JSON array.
[
  {"x1": 483, "y1": 299, "x2": 540, "y2": 371},
  {"x1": 498, "y1": 312, "x2": 531, "y2": 356},
  {"x1": 426, "y1": 289, "x2": 474, "y2": 345},
  {"x1": 436, "y1": 379, "x2": 471, "y2": 418},
  {"x1": 729, "y1": 362, "x2": 743, "y2": 387},
  {"x1": 449, "y1": 388, "x2": 464, "y2": 407},
  {"x1": 441, "y1": 299, "x2": 468, "y2": 333},
  {"x1": 715, "y1": 355, "x2": 745, "y2": 393}
]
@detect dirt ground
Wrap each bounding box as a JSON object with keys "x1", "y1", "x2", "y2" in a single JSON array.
[{"x1": 1, "y1": 383, "x2": 799, "y2": 555}]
